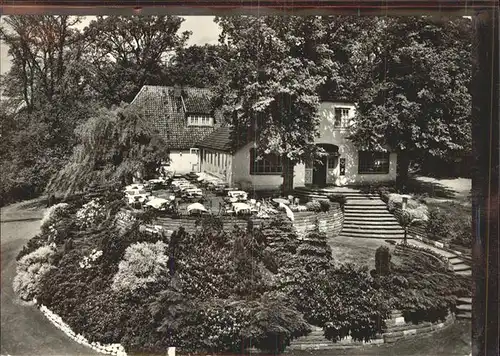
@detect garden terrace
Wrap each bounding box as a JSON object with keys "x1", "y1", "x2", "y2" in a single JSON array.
[{"x1": 11, "y1": 191, "x2": 471, "y2": 355}]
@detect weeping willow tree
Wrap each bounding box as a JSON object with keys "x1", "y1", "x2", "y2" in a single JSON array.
[{"x1": 47, "y1": 104, "x2": 169, "y2": 197}]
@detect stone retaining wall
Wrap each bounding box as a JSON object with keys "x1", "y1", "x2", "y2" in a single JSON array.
[
  {"x1": 294, "y1": 204, "x2": 344, "y2": 238},
  {"x1": 115, "y1": 207, "x2": 344, "y2": 239},
  {"x1": 290, "y1": 310, "x2": 455, "y2": 350}
]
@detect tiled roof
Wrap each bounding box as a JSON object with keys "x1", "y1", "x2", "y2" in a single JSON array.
[
  {"x1": 183, "y1": 89, "x2": 213, "y2": 114},
  {"x1": 197, "y1": 126, "x2": 233, "y2": 152},
  {"x1": 130, "y1": 85, "x2": 220, "y2": 150}
]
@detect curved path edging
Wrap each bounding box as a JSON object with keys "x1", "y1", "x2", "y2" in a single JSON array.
[{"x1": 34, "y1": 299, "x2": 127, "y2": 356}]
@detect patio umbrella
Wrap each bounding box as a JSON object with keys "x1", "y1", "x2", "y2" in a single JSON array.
[
  {"x1": 187, "y1": 203, "x2": 208, "y2": 213},
  {"x1": 145, "y1": 197, "x2": 170, "y2": 209}
]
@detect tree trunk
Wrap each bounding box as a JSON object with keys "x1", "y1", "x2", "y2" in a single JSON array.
[
  {"x1": 396, "y1": 151, "x2": 410, "y2": 190},
  {"x1": 471, "y1": 9, "x2": 499, "y2": 356},
  {"x1": 281, "y1": 156, "x2": 294, "y2": 197}
]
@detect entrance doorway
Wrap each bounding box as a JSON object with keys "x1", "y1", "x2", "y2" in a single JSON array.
[{"x1": 312, "y1": 156, "x2": 328, "y2": 187}]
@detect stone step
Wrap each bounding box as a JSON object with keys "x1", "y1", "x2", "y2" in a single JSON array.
[
  {"x1": 456, "y1": 312, "x2": 471, "y2": 319},
  {"x1": 343, "y1": 228, "x2": 405, "y2": 235},
  {"x1": 457, "y1": 304, "x2": 472, "y2": 312},
  {"x1": 343, "y1": 220, "x2": 401, "y2": 226},
  {"x1": 340, "y1": 232, "x2": 406, "y2": 239},
  {"x1": 343, "y1": 224, "x2": 403, "y2": 230},
  {"x1": 452, "y1": 264, "x2": 472, "y2": 272},
  {"x1": 346, "y1": 201, "x2": 387, "y2": 206},
  {"x1": 457, "y1": 297, "x2": 472, "y2": 304},
  {"x1": 448, "y1": 256, "x2": 463, "y2": 263},
  {"x1": 344, "y1": 207, "x2": 388, "y2": 212},
  {"x1": 344, "y1": 212, "x2": 396, "y2": 218},
  {"x1": 455, "y1": 270, "x2": 472, "y2": 276}
]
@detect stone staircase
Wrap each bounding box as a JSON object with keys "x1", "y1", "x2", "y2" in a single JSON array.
[
  {"x1": 456, "y1": 297, "x2": 472, "y2": 320},
  {"x1": 448, "y1": 255, "x2": 472, "y2": 276},
  {"x1": 294, "y1": 187, "x2": 406, "y2": 239}
]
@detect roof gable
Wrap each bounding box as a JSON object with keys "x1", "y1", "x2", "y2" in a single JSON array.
[{"x1": 130, "y1": 85, "x2": 219, "y2": 150}]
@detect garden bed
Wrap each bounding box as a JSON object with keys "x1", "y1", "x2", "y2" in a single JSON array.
[{"x1": 12, "y1": 192, "x2": 471, "y2": 355}]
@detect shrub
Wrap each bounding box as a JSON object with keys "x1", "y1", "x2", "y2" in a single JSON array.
[
  {"x1": 296, "y1": 231, "x2": 332, "y2": 272},
  {"x1": 378, "y1": 248, "x2": 471, "y2": 324},
  {"x1": 327, "y1": 194, "x2": 347, "y2": 209},
  {"x1": 290, "y1": 264, "x2": 390, "y2": 341},
  {"x1": 239, "y1": 296, "x2": 311, "y2": 353},
  {"x1": 305, "y1": 200, "x2": 322, "y2": 212},
  {"x1": 375, "y1": 246, "x2": 391, "y2": 275},
  {"x1": 16, "y1": 233, "x2": 50, "y2": 261},
  {"x1": 318, "y1": 199, "x2": 331, "y2": 212},
  {"x1": 13, "y1": 245, "x2": 58, "y2": 301},
  {"x1": 111, "y1": 241, "x2": 169, "y2": 295},
  {"x1": 75, "y1": 199, "x2": 107, "y2": 229},
  {"x1": 387, "y1": 194, "x2": 420, "y2": 212},
  {"x1": 425, "y1": 204, "x2": 472, "y2": 248},
  {"x1": 40, "y1": 202, "x2": 70, "y2": 229},
  {"x1": 196, "y1": 215, "x2": 224, "y2": 232}
]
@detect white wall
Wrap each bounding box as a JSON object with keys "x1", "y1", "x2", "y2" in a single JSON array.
[
  {"x1": 308, "y1": 102, "x2": 397, "y2": 185},
  {"x1": 232, "y1": 142, "x2": 305, "y2": 191},
  {"x1": 168, "y1": 150, "x2": 199, "y2": 174}
]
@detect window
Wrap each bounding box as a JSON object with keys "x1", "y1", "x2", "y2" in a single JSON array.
[
  {"x1": 358, "y1": 152, "x2": 390, "y2": 174},
  {"x1": 250, "y1": 148, "x2": 283, "y2": 175},
  {"x1": 327, "y1": 156, "x2": 337, "y2": 169},
  {"x1": 334, "y1": 108, "x2": 350, "y2": 127},
  {"x1": 187, "y1": 115, "x2": 214, "y2": 127}
]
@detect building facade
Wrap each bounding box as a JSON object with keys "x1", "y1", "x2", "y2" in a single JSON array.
[
  {"x1": 198, "y1": 102, "x2": 397, "y2": 190},
  {"x1": 130, "y1": 85, "x2": 220, "y2": 175}
]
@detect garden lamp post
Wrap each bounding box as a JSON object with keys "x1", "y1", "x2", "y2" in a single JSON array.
[{"x1": 399, "y1": 195, "x2": 412, "y2": 245}]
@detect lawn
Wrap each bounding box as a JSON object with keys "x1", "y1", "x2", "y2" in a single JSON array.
[
  {"x1": 406, "y1": 176, "x2": 471, "y2": 203},
  {"x1": 327, "y1": 236, "x2": 400, "y2": 270},
  {"x1": 286, "y1": 320, "x2": 471, "y2": 356}
]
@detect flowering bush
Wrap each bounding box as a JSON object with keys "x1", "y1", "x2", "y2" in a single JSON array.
[
  {"x1": 387, "y1": 193, "x2": 420, "y2": 212},
  {"x1": 79, "y1": 249, "x2": 104, "y2": 269},
  {"x1": 13, "y1": 245, "x2": 58, "y2": 301},
  {"x1": 40, "y1": 203, "x2": 70, "y2": 229},
  {"x1": 289, "y1": 204, "x2": 308, "y2": 212},
  {"x1": 76, "y1": 199, "x2": 107, "y2": 229},
  {"x1": 112, "y1": 241, "x2": 169, "y2": 295},
  {"x1": 305, "y1": 200, "x2": 322, "y2": 212}
]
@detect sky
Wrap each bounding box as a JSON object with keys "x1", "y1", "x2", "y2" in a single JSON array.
[{"x1": 0, "y1": 16, "x2": 221, "y2": 75}]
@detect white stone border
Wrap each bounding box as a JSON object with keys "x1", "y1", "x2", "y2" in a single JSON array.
[{"x1": 35, "y1": 299, "x2": 127, "y2": 356}]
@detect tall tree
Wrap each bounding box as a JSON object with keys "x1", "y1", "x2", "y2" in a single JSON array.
[
  {"x1": 81, "y1": 16, "x2": 190, "y2": 106},
  {"x1": 0, "y1": 16, "x2": 96, "y2": 205},
  {"x1": 46, "y1": 104, "x2": 169, "y2": 197},
  {"x1": 347, "y1": 16, "x2": 472, "y2": 185},
  {"x1": 215, "y1": 16, "x2": 335, "y2": 195},
  {"x1": 0, "y1": 16, "x2": 86, "y2": 111},
  {"x1": 166, "y1": 44, "x2": 230, "y2": 88}
]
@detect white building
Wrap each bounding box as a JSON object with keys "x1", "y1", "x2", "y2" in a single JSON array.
[
  {"x1": 197, "y1": 102, "x2": 397, "y2": 190},
  {"x1": 130, "y1": 85, "x2": 221, "y2": 175}
]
